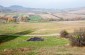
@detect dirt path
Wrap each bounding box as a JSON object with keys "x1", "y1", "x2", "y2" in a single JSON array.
[
  {"x1": 22, "y1": 33, "x2": 60, "y2": 37},
  {"x1": 0, "y1": 33, "x2": 60, "y2": 37}
]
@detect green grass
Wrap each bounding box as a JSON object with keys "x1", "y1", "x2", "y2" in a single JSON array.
[
  {"x1": 29, "y1": 15, "x2": 42, "y2": 22},
  {"x1": 0, "y1": 36, "x2": 69, "y2": 50},
  {"x1": 0, "y1": 35, "x2": 69, "y2": 55},
  {"x1": 0, "y1": 24, "x2": 34, "y2": 35}
]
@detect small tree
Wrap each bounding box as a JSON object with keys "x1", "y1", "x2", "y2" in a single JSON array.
[{"x1": 60, "y1": 30, "x2": 69, "y2": 38}]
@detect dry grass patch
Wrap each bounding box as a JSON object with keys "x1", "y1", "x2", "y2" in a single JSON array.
[
  {"x1": 1, "y1": 21, "x2": 85, "y2": 35},
  {"x1": 37, "y1": 46, "x2": 85, "y2": 55}
]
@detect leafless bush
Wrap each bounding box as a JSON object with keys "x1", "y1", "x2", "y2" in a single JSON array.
[{"x1": 69, "y1": 28, "x2": 85, "y2": 47}]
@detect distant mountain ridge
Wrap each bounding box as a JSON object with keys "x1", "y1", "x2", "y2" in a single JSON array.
[
  {"x1": 0, "y1": 5, "x2": 12, "y2": 12},
  {"x1": 0, "y1": 5, "x2": 85, "y2": 14},
  {"x1": 0, "y1": 5, "x2": 64, "y2": 13},
  {"x1": 0, "y1": 5, "x2": 32, "y2": 12}
]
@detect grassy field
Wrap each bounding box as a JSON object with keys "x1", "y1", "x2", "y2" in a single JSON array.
[
  {"x1": 0, "y1": 21, "x2": 85, "y2": 35},
  {"x1": 0, "y1": 35, "x2": 85, "y2": 55},
  {"x1": 0, "y1": 35, "x2": 69, "y2": 55},
  {"x1": 0, "y1": 21, "x2": 85, "y2": 55}
]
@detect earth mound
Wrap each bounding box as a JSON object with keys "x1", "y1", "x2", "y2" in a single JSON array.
[{"x1": 27, "y1": 37, "x2": 44, "y2": 41}]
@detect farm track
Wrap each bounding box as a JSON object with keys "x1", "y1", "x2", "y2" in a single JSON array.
[
  {"x1": 21, "y1": 33, "x2": 60, "y2": 37},
  {"x1": 0, "y1": 33, "x2": 60, "y2": 37}
]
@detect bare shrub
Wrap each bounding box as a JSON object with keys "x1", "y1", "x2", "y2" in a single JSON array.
[
  {"x1": 60, "y1": 30, "x2": 69, "y2": 38},
  {"x1": 69, "y1": 28, "x2": 85, "y2": 47}
]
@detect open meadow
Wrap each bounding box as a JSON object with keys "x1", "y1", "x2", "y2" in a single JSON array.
[
  {"x1": 0, "y1": 21, "x2": 85, "y2": 35},
  {"x1": 0, "y1": 21, "x2": 85, "y2": 55}
]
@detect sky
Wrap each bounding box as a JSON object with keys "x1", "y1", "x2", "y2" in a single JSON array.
[{"x1": 0, "y1": 0, "x2": 85, "y2": 9}]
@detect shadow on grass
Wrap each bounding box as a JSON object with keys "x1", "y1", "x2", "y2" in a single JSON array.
[
  {"x1": 0, "y1": 30, "x2": 33, "y2": 44},
  {"x1": 14, "y1": 30, "x2": 33, "y2": 35},
  {"x1": 0, "y1": 35, "x2": 19, "y2": 43}
]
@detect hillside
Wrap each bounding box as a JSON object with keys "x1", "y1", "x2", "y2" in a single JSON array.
[{"x1": 0, "y1": 5, "x2": 85, "y2": 22}]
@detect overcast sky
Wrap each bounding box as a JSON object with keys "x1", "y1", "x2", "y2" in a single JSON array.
[{"x1": 0, "y1": 0, "x2": 85, "y2": 9}]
